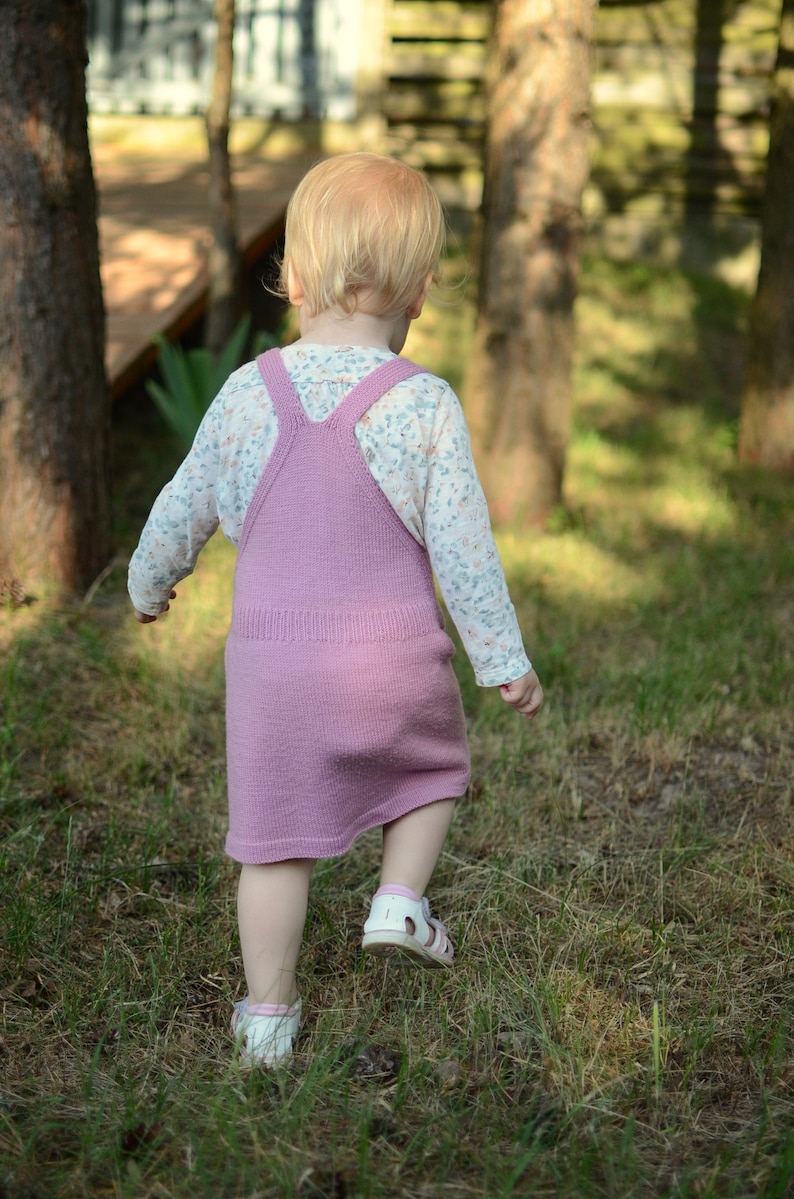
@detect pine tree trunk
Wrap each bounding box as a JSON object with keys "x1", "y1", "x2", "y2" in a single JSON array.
[
  {"x1": 738, "y1": 0, "x2": 794, "y2": 472},
  {"x1": 465, "y1": 0, "x2": 596, "y2": 528},
  {"x1": 205, "y1": 0, "x2": 242, "y2": 358},
  {"x1": 0, "y1": 0, "x2": 110, "y2": 594}
]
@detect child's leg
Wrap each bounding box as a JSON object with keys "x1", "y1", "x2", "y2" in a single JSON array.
[
  {"x1": 380, "y1": 798, "x2": 456, "y2": 896},
  {"x1": 237, "y1": 859, "x2": 315, "y2": 1007},
  {"x1": 362, "y1": 799, "x2": 457, "y2": 966}
]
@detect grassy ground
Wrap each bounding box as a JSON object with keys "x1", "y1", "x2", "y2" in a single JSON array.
[{"x1": 1, "y1": 258, "x2": 792, "y2": 1198}]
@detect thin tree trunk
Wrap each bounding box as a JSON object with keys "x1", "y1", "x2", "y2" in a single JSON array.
[
  {"x1": 466, "y1": 0, "x2": 596, "y2": 528},
  {"x1": 685, "y1": 0, "x2": 733, "y2": 224},
  {"x1": 205, "y1": 0, "x2": 242, "y2": 357},
  {"x1": 299, "y1": 0, "x2": 320, "y2": 120},
  {"x1": 0, "y1": 0, "x2": 110, "y2": 594},
  {"x1": 738, "y1": 0, "x2": 794, "y2": 471}
]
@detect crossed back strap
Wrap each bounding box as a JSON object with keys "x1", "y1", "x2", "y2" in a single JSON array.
[{"x1": 255, "y1": 348, "x2": 427, "y2": 431}]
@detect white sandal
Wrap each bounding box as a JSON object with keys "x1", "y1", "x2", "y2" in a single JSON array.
[
  {"x1": 231, "y1": 997, "x2": 302, "y2": 1064},
  {"x1": 362, "y1": 885, "x2": 454, "y2": 969}
]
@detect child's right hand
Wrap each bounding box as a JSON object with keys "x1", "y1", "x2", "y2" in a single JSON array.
[
  {"x1": 134, "y1": 590, "x2": 177, "y2": 624},
  {"x1": 499, "y1": 669, "x2": 543, "y2": 720}
]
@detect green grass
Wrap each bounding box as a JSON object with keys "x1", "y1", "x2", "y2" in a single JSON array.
[{"x1": 1, "y1": 257, "x2": 793, "y2": 1197}]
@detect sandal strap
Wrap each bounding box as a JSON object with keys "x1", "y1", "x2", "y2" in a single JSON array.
[
  {"x1": 364, "y1": 890, "x2": 454, "y2": 960},
  {"x1": 421, "y1": 897, "x2": 453, "y2": 955},
  {"x1": 232, "y1": 997, "x2": 302, "y2": 1063}
]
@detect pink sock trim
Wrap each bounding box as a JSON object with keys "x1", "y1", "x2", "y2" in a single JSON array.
[
  {"x1": 244, "y1": 1003, "x2": 296, "y2": 1017},
  {"x1": 374, "y1": 883, "x2": 422, "y2": 902}
]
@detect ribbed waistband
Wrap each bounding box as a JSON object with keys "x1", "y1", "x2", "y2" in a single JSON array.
[{"x1": 230, "y1": 601, "x2": 442, "y2": 643}]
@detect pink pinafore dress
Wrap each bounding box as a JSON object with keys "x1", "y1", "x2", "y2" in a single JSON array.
[{"x1": 224, "y1": 349, "x2": 470, "y2": 864}]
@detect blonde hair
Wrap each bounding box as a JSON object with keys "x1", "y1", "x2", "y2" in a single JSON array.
[{"x1": 279, "y1": 152, "x2": 446, "y2": 319}]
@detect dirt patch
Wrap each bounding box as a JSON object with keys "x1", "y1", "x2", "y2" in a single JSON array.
[{"x1": 556, "y1": 727, "x2": 793, "y2": 848}]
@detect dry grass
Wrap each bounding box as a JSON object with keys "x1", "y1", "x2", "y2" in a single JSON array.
[{"x1": 1, "y1": 257, "x2": 793, "y2": 1198}]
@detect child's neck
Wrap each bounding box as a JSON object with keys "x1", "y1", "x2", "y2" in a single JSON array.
[{"x1": 295, "y1": 306, "x2": 410, "y2": 355}]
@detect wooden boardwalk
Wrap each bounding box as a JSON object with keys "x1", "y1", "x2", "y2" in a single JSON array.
[{"x1": 92, "y1": 127, "x2": 316, "y2": 398}]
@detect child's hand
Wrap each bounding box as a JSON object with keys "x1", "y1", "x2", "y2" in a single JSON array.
[
  {"x1": 134, "y1": 590, "x2": 177, "y2": 624},
  {"x1": 499, "y1": 669, "x2": 543, "y2": 720}
]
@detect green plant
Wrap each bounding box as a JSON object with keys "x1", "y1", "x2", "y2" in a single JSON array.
[{"x1": 145, "y1": 316, "x2": 279, "y2": 450}]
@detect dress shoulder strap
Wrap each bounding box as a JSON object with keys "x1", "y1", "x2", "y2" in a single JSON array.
[
  {"x1": 329, "y1": 356, "x2": 427, "y2": 430},
  {"x1": 255, "y1": 348, "x2": 306, "y2": 426},
  {"x1": 255, "y1": 348, "x2": 427, "y2": 429}
]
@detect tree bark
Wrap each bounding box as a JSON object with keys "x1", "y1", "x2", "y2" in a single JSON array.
[
  {"x1": 0, "y1": 0, "x2": 111, "y2": 594},
  {"x1": 465, "y1": 0, "x2": 596, "y2": 528},
  {"x1": 738, "y1": 0, "x2": 794, "y2": 472},
  {"x1": 205, "y1": 0, "x2": 242, "y2": 358}
]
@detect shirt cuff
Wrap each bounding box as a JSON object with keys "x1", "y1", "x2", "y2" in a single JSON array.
[
  {"x1": 473, "y1": 652, "x2": 533, "y2": 688},
  {"x1": 127, "y1": 583, "x2": 168, "y2": 617}
]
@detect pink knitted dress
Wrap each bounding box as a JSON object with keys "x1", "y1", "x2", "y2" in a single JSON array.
[{"x1": 224, "y1": 349, "x2": 471, "y2": 864}]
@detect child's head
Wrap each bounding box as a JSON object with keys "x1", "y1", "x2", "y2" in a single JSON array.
[{"x1": 280, "y1": 152, "x2": 445, "y2": 320}]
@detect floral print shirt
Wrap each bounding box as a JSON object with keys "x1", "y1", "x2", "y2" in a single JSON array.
[{"x1": 127, "y1": 343, "x2": 531, "y2": 687}]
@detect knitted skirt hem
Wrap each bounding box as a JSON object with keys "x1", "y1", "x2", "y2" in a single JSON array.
[{"x1": 224, "y1": 775, "x2": 470, "y2": 865}]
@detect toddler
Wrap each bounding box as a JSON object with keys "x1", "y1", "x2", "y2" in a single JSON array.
[{"x1": 128, "y1": 152, "x2": 543, "y2": 1066}]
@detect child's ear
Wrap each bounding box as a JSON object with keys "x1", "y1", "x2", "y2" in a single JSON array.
[
  {"x1": 406, "y1": 271, "x2": 433, "y2": 320},
  {"x1": 286, "y1": 261, "x2": 304, "y2": 307}
]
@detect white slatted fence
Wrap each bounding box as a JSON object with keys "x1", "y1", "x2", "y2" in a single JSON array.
[{"x1": 86, "y1": 0, "x2": 361, "y2": 119}]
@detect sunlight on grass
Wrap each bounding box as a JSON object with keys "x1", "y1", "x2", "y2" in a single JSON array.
[
  {"x1": 125, "y1": 533, "x2": 237, "y2": 677},
  {"x1": 499, "y1": 530, "x2": 650, "y2": 611},
  {"x1": 567, "y1": 425, "x2": 736, "y2": 541}
]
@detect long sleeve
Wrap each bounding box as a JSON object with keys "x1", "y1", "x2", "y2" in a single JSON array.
[
  {"x1": 127, "y1": 396, "x2": 225, "y2": 614},
  {"x1": 420, "y1": 388, "x2": 531, "y2": 686}
]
